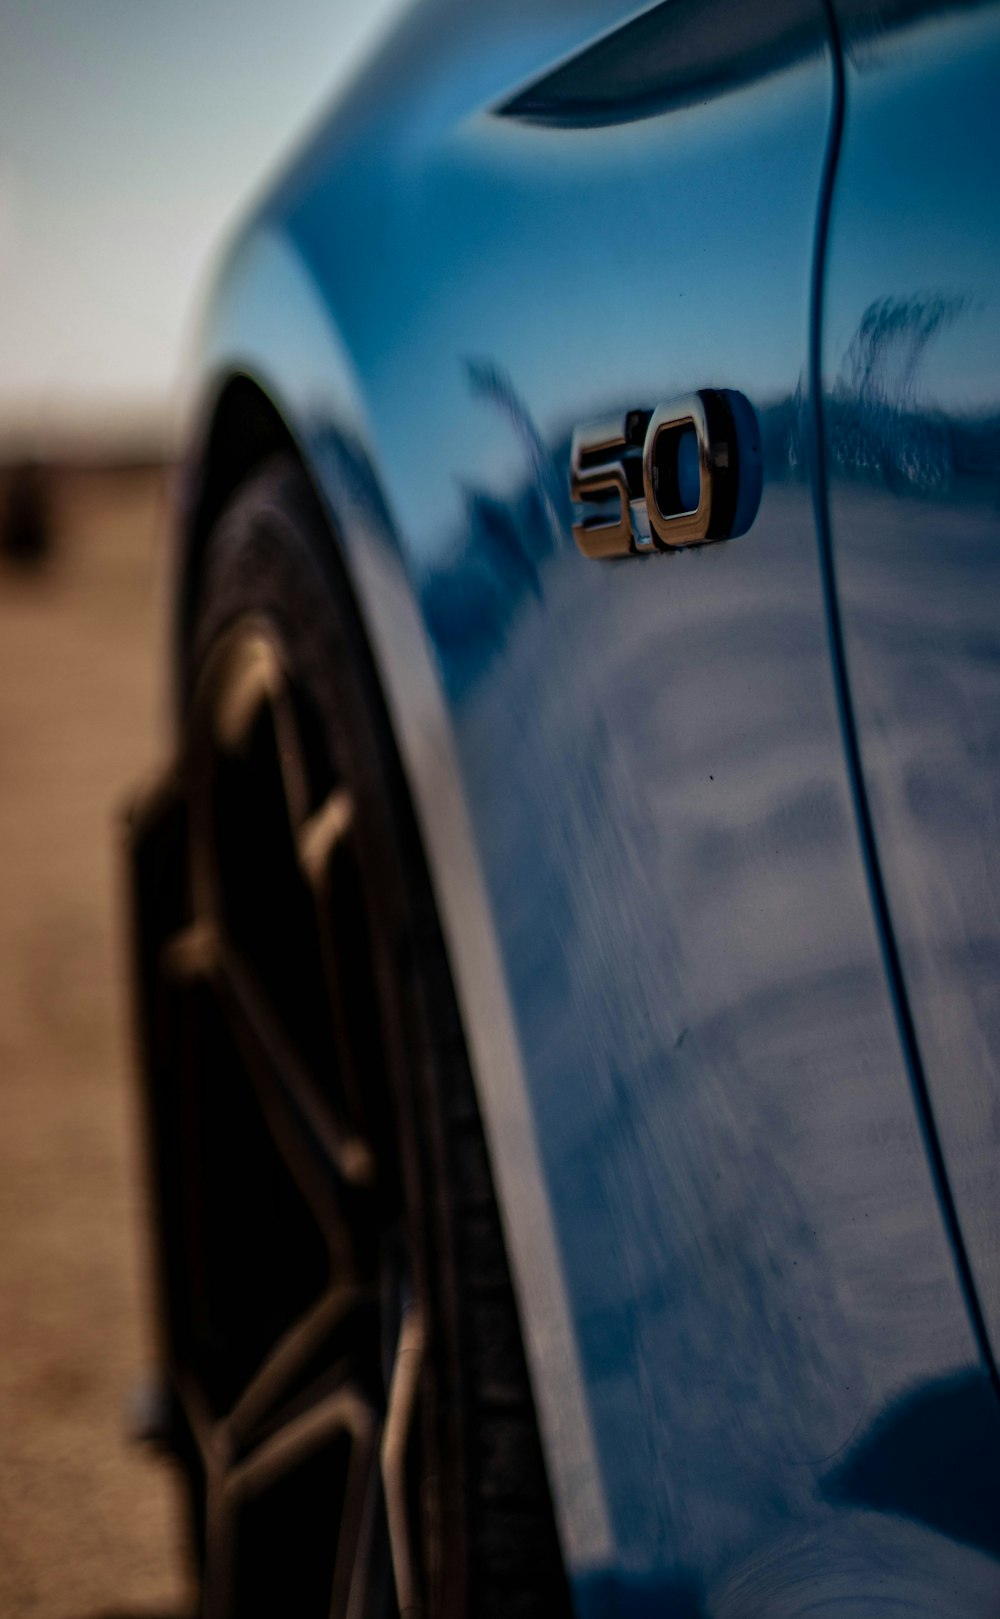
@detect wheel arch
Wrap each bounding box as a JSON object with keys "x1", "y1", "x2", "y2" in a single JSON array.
[
  {"x1": 171, "y1": 221, "x2": 389, "y2": 717},
  {"x1": 174, "y1": 221, "x2": 613, "y2": 1583}
]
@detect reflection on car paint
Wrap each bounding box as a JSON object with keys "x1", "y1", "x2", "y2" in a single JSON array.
[
  {"x1": 191, "y1": 0, "x2": 1000, "y2": 1607},
  {"x1": 823, "y1": 0, "x2": 1000, "y2": 1393}
]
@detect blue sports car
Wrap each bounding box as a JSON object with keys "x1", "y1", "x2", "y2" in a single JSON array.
[{"x1": 127, "y1": 0, "x2": 1000, "y2": 1612}]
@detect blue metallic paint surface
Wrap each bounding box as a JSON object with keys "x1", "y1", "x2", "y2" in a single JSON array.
[
  {"x1": 188, "y1": 0, "x2": 1000, "y2": 1607},
  {"x1": 821, "y1": 0, "x2": 1000, "y2": 1445}
]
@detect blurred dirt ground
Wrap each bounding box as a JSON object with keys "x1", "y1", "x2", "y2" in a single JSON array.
[{"x1": 0, "y1": 468, "x2": 192, "y2": 1618}]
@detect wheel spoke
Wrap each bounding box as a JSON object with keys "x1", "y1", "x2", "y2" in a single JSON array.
[
  {"x1": 210, "y1": 632, "x2": 283, "y2": 755},
  {"x1": 219, "y1": 942, "x2": 376, "y2": 1193},
  {"x1": 174, "y1": 1363, "x2": 228, "y2": 1479},
  {"x1": 204, "y1": 1375, "x2": 386, "y2": 1619},
  {"x1": 330, "y1": 1405, "x2": 387, "y2": 1619},
  {"x1": 227, "y1": 1284, "x2": 374, "y2": 1450},
  {"x1": 381, "y1": 1307, "x2": 426, "y2": 1619},
  {"x1": 227, "y1": 1383, "x2": 376, "y2": 1500},
  {"x1": 160, "y1": 916, "x2": 217, "y2": 981},
  {"x1": 298, "y1": 788, "x2": 355, "y2": 887},
  {"x1": 165, "y1": 927, "x2": 380, "y2": 1240},
  {"x1": 209, "y1": 629, "x2": 311, "y2": 831},
  {"x1": 306, "y1": 798, "x2": 392, "y2": 1150},
  {"x1": 296, "y1": 786, "x2": 386, "y2": 1150},
  {"x1": 336, "y1": 1440, "x2": 391, "y2": 1619}
]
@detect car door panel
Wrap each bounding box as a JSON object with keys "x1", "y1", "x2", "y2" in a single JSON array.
[{"x1": 821, "y1": 0, "x2": 1000, "y2": 1375}]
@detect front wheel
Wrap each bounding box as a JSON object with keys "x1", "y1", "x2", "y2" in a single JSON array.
[{"x1": 128, "y1": 454, "x2": 572, "y2": 1619}]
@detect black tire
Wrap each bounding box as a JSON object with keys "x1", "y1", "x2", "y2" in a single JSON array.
[{"x1": 129, "y1": 453, "x2": 572, "y2": 1619}]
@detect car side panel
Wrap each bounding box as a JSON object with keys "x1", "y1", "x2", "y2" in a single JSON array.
[
  {"x1": 192, "y1": 0, "x2": 1000, "y2": 1607},
  {"x1": 821, "y1": 0, "x2": 1000, "y2": 1380}
]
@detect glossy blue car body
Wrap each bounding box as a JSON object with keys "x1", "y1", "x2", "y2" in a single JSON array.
[{"x1": 175, "y1": 0, "x2": 1000, "y2": 1608}]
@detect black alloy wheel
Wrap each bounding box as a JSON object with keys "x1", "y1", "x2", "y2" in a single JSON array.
[{"x1": 127, "y1": 455, "x2": 572, "y2": 1619}]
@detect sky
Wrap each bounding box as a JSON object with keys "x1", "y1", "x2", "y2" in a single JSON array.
[{"x1": 0, "y1": 0, "x2": 408, "y2": 453}]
